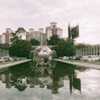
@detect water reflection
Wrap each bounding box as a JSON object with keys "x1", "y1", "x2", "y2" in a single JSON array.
[{"x1": 0, "y1": 61, "x2": 88, "y2": 95}]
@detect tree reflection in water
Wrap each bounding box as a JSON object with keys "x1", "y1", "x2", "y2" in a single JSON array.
[{"x1": 0, "y1": 61, "x2": 87, "y2": 94}]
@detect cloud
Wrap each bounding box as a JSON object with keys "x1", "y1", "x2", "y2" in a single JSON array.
[{"x1": 0, "y1": 0, "x2": 100, "y2": 44}]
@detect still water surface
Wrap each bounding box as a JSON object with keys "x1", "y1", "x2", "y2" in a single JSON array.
[{"x1": 0, "y1": 61, "x2": 100, "y2": 100}]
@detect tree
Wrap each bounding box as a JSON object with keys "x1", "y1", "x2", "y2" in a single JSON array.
[
  {"x1": 16, "y1": 27, "x2": 26, "y2": 34},
  {"x1": 65, "y1": 38, "x2": 76, "y2": 56},
  {"x1": 53, "y1": 38, "x2": 76, "y2": 57},
  {"x1": 47, "y1": 35, "x2": 60, "y2": 45},
  {"x1": 0, "y1": 43, "x2": 9, "y2": 56},
  {"x1": 9, "y1": 40, "x2": 32, "y2": 58},
  {"x1": 53, "y1": 39, "x2": 67, "y2": 57},
  {"x1": 0, "y1": 43, "x2": 9, "y2": 50},
  {"x1": 75, "y1": 43, "x2": 87, "y2": 49},
  {"x1": 10, "y1": 27, "x2": 26, "y2": 44},
  {"x1": 15, "y1": 27, "x2": 26, "y2": 40},
  {"x1": 10, "y1": 32, "x2": 19, "y2": 44},
  {"x1": 30, "y1": 39, "x2": 40, "y2": 46}
]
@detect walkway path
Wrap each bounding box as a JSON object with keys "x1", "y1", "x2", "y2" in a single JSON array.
[
  {"x1": 0, "y1": 59, "x2": 32, "y2": 70},
  {"x1": 54, "y1": 59, "x2": 100, "y2": 70}
]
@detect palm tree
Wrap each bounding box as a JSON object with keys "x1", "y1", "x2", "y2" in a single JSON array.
[
  {"x1": 15, "y1": 27, "x2": 26, "y2": 40},
  {"x1": 10, "y1": 32, "x2": 19, "y2": 44}
]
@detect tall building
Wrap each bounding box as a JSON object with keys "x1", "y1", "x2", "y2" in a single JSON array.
[
  {"x1": 0, "y1": 28, "x2": 13, "y2": 44},
  {"x1": 27, "y1": 28, "x2": 46, "y2": 45},
  {"x1": 0, "y1": 35, "x2": 2, "y2": 44},
  {"x1": 46, "y1": 22, "x2": 63, "y2": 40},
  {"x1": 0, "y1": 22, "x2": 63, "y2": 45},
  {"x1": 26, "y1": 28, "x2": 34, "y2": 41},
  {"x1": 39, "y1": 28, "x2": 46, "y2": 45}
]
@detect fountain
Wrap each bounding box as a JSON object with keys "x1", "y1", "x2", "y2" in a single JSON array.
[{"x1": 30, "y1": 45, "x2": 57, "y2": 67}]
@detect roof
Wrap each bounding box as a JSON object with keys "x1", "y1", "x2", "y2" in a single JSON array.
[
  {"x1": 2, "y1": 32, "x2": 11, "y2": 35},
  {"x1": 46, "y1": 26, "x2": 62, "y2": 30}
]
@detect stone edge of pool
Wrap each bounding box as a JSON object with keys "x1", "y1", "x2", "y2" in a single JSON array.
[
  {"x1": 0, "y1": 59, "x2": 100, "y2": 70},
  {"x1": 54, "y1": 59, "x2": 100, "y2": 70},
  {"x1": 0, "y1": 59, "x2": 32, "y2": 70}
]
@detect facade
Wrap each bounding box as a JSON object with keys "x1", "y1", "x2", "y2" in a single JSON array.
[
  {"x1": 26, "y1": 28, "x2": 34, "y2": 41},
  {"x1": 0, "y1": 28, "x2": 12, "y2": 57},
  {"x1": 46, "y1": 22, "x2": 63, "y2": 40},
  {"x1": 39, "y1": 28, "x2": 46, "y2": 45},
  {"x1": 76, "y1": 45, "x2": 100, "y2": 56},
  {"x1": 27, "y1": 28, "x2": 46, "y2": 45},
  {"x1": 0, "y1": 28, "x2": 12, "y2": 44},
  {"x1": 0, "y1": 22, "x2": 62, "y2": 44}
]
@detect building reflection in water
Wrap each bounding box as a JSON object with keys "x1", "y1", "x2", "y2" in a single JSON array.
[
  {"x1": 0, "y1": 61, "x2": 87, "y2": 94},
  {"x1": 69, "y1": 72, "x2": 81, "y2": 94}
]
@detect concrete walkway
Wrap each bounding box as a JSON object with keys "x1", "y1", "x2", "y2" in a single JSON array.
[
  {"x1": 54, "y1": 59, "x2": 100, "y2": 70},
  {"x1": 0, "y1": 59, "x2": 32, "y2": 70}
]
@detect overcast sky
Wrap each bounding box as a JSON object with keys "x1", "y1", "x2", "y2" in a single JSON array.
[{"x1": 0, "y1": 0, "x2": 100, "y2": 44}]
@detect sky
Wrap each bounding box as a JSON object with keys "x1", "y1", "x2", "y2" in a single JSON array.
[{"x1": 0, "y1": 0, "x2": 100, "y2": 45}]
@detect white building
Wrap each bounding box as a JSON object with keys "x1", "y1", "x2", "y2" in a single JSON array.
[
  {"x1": 27, "y1": 28, "x2": 46, "y2": 45},
  {"x1": 27, "y1": 28, "x2": 34, "y2": 40},
  {"x1": 46, "y1": 22, "x2": 63, "y2": 40},
  {"x1": 0, "y1": 28, "x2": 13, "y2": 44}
]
